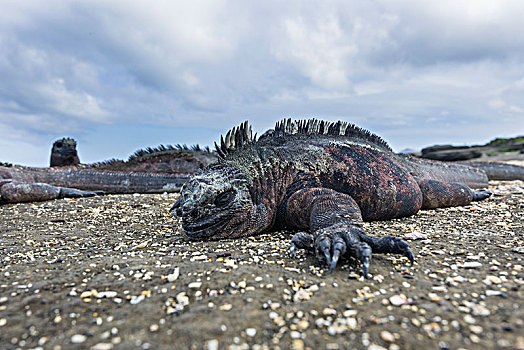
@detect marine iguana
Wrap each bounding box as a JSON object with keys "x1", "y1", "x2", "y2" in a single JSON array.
[
  {"x1": 50, "y1": 137, "x2": 81, "y2": 167},
  {"x1": 173, "y1": 119, "x2": 524, "y2": 275},
  {"x1": 0, "y1": 139, "x2": 216, "y2": 204}
]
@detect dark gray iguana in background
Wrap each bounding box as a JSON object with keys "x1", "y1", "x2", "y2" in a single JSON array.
[
  {"x1": 173, "y1": 119, "x2": 524, "y2": 275},
  {"x1": 0, "y1": 138, "x2": 216, "y2": 204}
]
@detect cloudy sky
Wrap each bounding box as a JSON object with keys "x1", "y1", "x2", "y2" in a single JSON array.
[{"x1": 1, "y1": 1, "x2": 524, "y2": 166}]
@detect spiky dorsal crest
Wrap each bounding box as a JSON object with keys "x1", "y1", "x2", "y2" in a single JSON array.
[
  {"x1": 128, "y1": 144, "x2": 212, "y2": 162},
  {"x1": 214, "y1": 121, "x2": 257, "y2": 159},
  {"x1": 271, "y1": 118, "x2": 391, "y2": 151},
  {"x1": 216, "y1": 119, "x2": 391, "y2": 159}
]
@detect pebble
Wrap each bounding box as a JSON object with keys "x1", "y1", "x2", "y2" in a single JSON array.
[
  {"x1": 206, "y1": 339, "x2": 219, "y2": 350},
  {"x1": 343, "y1": 309, "x2": 358, "y2": 317},
  {"x1": 132, "y1": 240, "x2": 149, "y2": 249},
  {"x1": 389, "y1": 294, "x2": 408, "y2": 306},
  {"x1": 167, "y1": 268, "x2": 179, "y2": 282},
  {"x1": 71, "y1": 334, "x2": 87, "y2": 344},
  {"x1": 97, "y1": 291, "x2": 118, "y2": 298},
  {"x1": 297, "y1": 319, "x2": 309, "y2": 330},
  {"x1": 293, "y1": 290, "x2": 310, "y2": 302},
  {"x1": 403, "y1": 232, "x2": 427, "y2": 240},
  {"x1": 290, "y1": 330, "x2": 301, "y2": 339},
  {"x1": 463, "y1": 262, "x2": 482, "y2": 268},
  {"x1": 0, "y1": 318, "x2": 6, "y2": 326},
  {"x1": 176, "y1": 293, "x2": 189, "y2": 305},
  {"x1": 380, "y1": 330, "x2": 395, "y2": 343},
  {"x1": 188, "y1": 282, "x2": 202, "y2": 289},
  {"x1": 80, "y1": 291, "x2": 94, "y2": 298},
  {"x1": 292, "y1": 339, "x2": 304, "y2": 350},
  {"x1": 224, "y1": 259, "x2": 237, "y2": 268},
  {"x1": 469, "y1": 325, "x2": 483, "y2": 334},
  {"x1": 219, "y1": 303, "x2": 232, "y2": 311},
  {"x1": 485, "y1": 275, "x2": 502, "y2": 284},
  {"x1": 428, "y1": 293, "x2": 441, "y2": 302},
  {"x1": 346, "y1": 317, "x2": 358, "y2": 330},
  {"x1": 130, "y1": 295, "x2": 145, "y2": 305},
  {"x1": 192, "y1": 255, "x2": 207, "y2": 261},
  {"x1": 485, "y1": 290, "x2": 503, "y2": 296},
  {"x1": 464, "y1": 314, "x2": 476, "y2": 324},
  {"x1": 245, "y1": 328, "x2": 256, "y2": 337},
  {"x1": 323, "y1": 307, "x2": 337, "y2": 316}
]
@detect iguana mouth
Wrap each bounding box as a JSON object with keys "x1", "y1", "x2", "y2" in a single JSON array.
[{"x1": 182, "y1": 216, "x2": 229, "y2": 239}]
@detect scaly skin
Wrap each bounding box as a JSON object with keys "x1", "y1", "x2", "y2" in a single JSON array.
[
  {"x1": 0, "y1": 141, "x2": 216, "y2": 204},
  {"x1": 174, "y1": 119, "x2": 524, "y2": 276}
]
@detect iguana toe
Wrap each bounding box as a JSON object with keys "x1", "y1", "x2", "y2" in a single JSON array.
[
  {"x1": 355, "y1": 242, "x2": 372, "y2": 278},
  {"x1": 316, "y1": 234, "x2": 332, "y2": 266},
  {"x1": 389, "y1": 237, "x2": 415, "y2": 265},
  {"x1": 290, "y1": 231, "x2": 314, "y2": 258}
]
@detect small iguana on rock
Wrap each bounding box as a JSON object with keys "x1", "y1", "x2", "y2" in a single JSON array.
[
  {"x1": 0, "y1": 140, "x2": 216, "y2": 204},
  {"x1": 173, "y1": 119, "x2": 524, "y2": 275}
]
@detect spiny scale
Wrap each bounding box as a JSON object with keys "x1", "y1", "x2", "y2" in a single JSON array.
[
  {"x1": 214, "y1": 118, "x2": 391, "y2": 159},
  {"x1": 129, "y1": 144, "x2": 210, "y2": 161},
  {"x1": 214, "y1": 121, "x2": 256, "y2": 159}
]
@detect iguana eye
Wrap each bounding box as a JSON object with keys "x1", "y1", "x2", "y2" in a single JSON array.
[{"x1": 214, "y1": 190, "x2": 235, "y2": 207}]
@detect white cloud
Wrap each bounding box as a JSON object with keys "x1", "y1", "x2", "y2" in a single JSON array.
[{"x1": 272, "y1": 15, "x2": 354, "y2": 91}]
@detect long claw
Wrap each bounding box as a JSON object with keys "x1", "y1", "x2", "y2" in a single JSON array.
[
  {"x1": 328, "y1": 241, "x2": 346, "y2": 273},
  {"x1": 323, "y1": 248, "x2": 332, "y2": 266},
  {"x1": 356, "y1": 242, "x2": 372, "y2": 278},
  {"x1": 362, "y1": 256, "x2": 370, "y2": 278},
  {"x1": 406, "y1": 247, "x2": 414, "y2": 265},
  {"x1": 328, "y1": 249, "x2": 340, "y2": 274}
]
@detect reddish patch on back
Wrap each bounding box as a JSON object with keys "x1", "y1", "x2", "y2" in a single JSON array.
[{"x1": 324, "y1": 144, "x2": 422, "y2": 220}]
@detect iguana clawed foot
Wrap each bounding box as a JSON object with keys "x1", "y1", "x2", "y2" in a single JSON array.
[
  {"x1": 290, "y1": 225, "x2": 414, "y2": 277},
  {"x1": 472, "y1": 189, "x2": 492, "y2": 201},
  {"x1": 59, "y1": 187, "x2": 99, "y2": 199}
]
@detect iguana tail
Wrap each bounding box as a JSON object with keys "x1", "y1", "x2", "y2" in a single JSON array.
[
  {"x1": 398, "y1": 155, "x2": 489, "y2": 189},
  {"x1": 460, "y1": 161, "x2": 524, "y2": 181},
  {"x1": 2, "y1": 166, "x2": 189, "y2": 193}
]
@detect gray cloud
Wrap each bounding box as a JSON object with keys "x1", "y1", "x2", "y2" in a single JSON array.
[{"x1": 0, "y1": 0, "x2": 523, "y2": 165}]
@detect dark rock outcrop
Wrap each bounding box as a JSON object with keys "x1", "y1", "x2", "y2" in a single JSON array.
[{"x1": 421, "y1": 145, "x2": 482, "y2": 161}]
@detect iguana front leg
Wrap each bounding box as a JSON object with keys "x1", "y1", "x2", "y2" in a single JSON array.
[{"x1": 286, "y1": 187, "x2": 413, "y2": 276}]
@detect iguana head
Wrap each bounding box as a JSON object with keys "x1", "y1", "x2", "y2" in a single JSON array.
[
  {"x1": 50, "y1": 137, "x2": 80, "y2": 167},
  {"x1": 172, "y1": 166, "x2": 267, "y2": 240}
]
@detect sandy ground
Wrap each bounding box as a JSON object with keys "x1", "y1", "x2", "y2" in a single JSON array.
[{"x1": 0, "y1": 180, "x2": 523, "y2": 350}]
